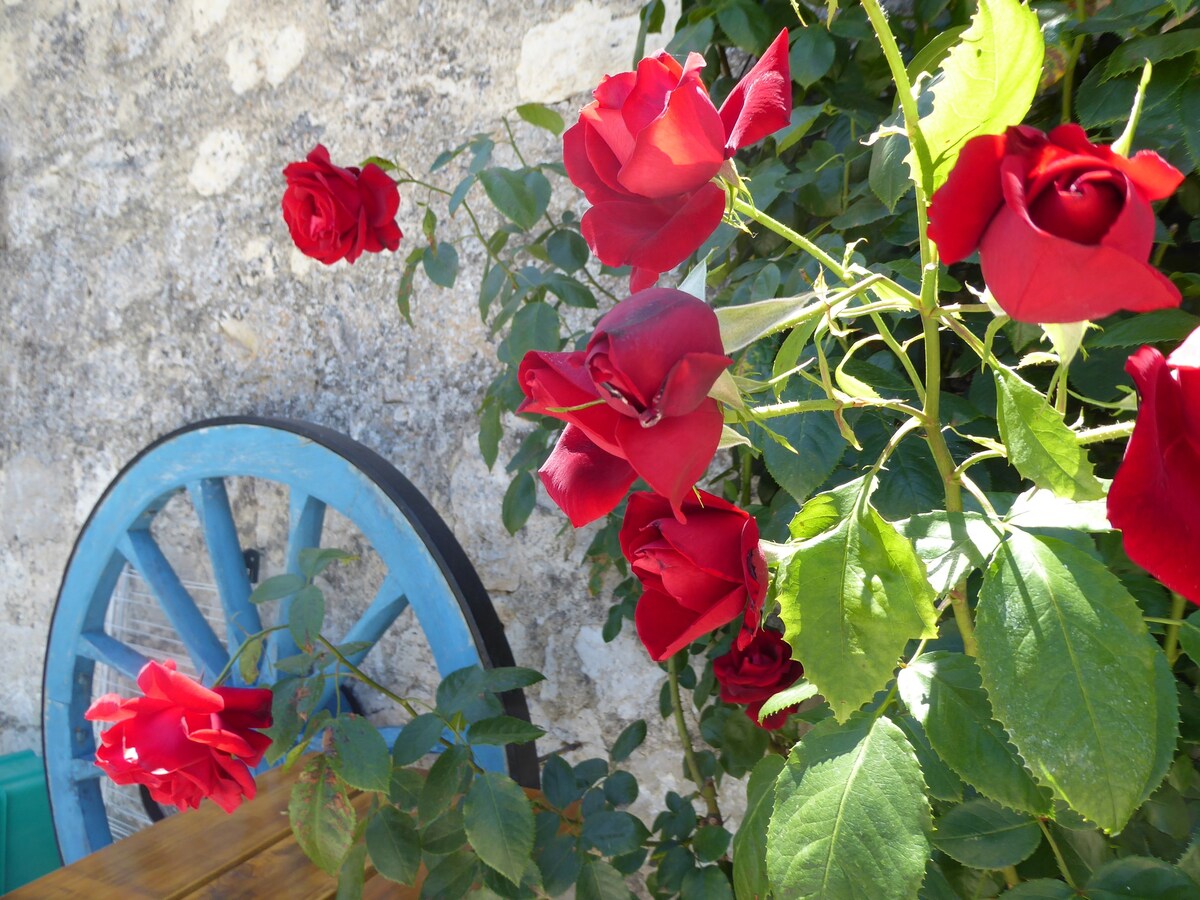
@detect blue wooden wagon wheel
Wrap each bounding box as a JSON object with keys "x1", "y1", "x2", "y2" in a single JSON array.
[{"x1": 43, "y1": 417, "x2": 538, "y2": 864}]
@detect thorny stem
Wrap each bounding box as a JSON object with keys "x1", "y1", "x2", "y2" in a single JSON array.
[
  {"x1": 1076, "y1": 420, "x2": 1135, "y2": 445},
  {"x1": 1164, "y1": 592, "x2": 1188, "y2": 668},
  {"x1": 317, "y1": 635, "x2": 422, "y2": 719},
  {"x1": 211, "y1": 625, "x2": 287, "y2": 687},
  {"x1": 669, "y1": 654, "x2": 722, "y2": 825},
  {"x1": 1038, "y1": 818, "x2": 1079, "y2": 889},
  {"x1": 1060, "y1": 0, "x2": 1088, "y2": 125},
  {"x1": 731, "y1": 196, "x2": 851, "y2": 284}
]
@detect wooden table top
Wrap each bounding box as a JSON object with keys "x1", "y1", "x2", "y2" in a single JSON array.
[{"x1": 11, "y1": 765, "x2": 418, "y2": 899}]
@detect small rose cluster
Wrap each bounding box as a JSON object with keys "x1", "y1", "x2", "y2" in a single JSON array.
[{"x1": 519, "y1": 34, "x2": 802, "y2": 729}]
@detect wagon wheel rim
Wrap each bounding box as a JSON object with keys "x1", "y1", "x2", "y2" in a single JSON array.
[{"x1": 43, "y1": 416, "x2": 538, "y2": 864}]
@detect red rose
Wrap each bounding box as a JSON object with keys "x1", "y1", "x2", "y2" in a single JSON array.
[
  {"x1": 620, "y1": 490, "x2": 768, "y2": 661},
  {"x1": 563, "y1": 30, "x2": 791, "y2": 291},
  {"x1": 85, "y1": 660, "x2": 273, "y2": 813},
  {"x1": 713, "y1": 628, "x2": 803, "y2": 730},
  {"x1": 281, "y1": 144, "x2": 402, "y2": 264},
  {"x1": 519, "y1": 288, "x2": 731, "y2": 526},
  {"x1": 1108, "y1": 328, "x2": 1200, "y2": 604},
  {"x1": 927, "y1": 124, "x2": 1182, "y2": 323}
]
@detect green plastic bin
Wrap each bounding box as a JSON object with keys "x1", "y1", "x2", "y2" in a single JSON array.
[{"x1": 0, "y1": 750, "x2": 63, "y2": 892}]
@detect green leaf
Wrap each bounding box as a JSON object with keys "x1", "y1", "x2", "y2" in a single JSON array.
[
  {"x1": 869, "y1": 125, "x2": 913, "y2": 211},
  {"x1": 464, "y1": 772, "x2": 535, "y2": 886},
  {"x1": 502, "y1": 471, "x2": 537, "y2": 535},
  {"x1": 756, "y1": 680, "x2": 819, "y2": 722},
  {"x1": 1179, "y1": 610, "x2": 1200, "y2": 665},
  {"x1": 289, "y1": 584, "x2": 325, "y2": 648},
  {"x1": 1090, "y1": 309, "x2": 1200, "y2": 349},
  {"x1": 546, "y1": 230, "x2": 589, "y2": 273},
  {"x1": 392, "y1": 713, "x2": 445, "y2": 766},
  {"x1": 575, "y1": 858, "x2": 633, "y2": 900},
  {"x1": 1003, "y1": 880, "x2": 1076, "y2": 898},
  {"x1": 716, "y1": 292, "x2": 821, "y2": 352},
  {"x1": 897, "y1": 651, "x2": 1050, "y2": 814},
  {"x1": 767, "y1": 714, "x2": 931, "y2": 899},
  {"x1": 932, "y1": 799, "x2": 1041, "y2": 869},
  {"x1": 610, "y1": 720, "x2": 647, "y2": 763},
  {"x1": 898, "y1": 511, "x2": 1003, "y2": 596},
  {"x1": 693, "y1": 825, "x2": 731, "y2": 863},
  {"x1": 1085, "y1": 856, "x2": 1199, "y2": 899},
  {"x1": 581, "y1": 810, "x2": 649, "y2": 856},
  {"x1": 289, "y1": 756, "x2": 356, "y2": 875},
  {"x1": 759, "y1": 381, "x2": 848, "y2": 504},
  {"x1": 514, "y1": 102, "x2": 564, "y2": 135},
  {"x1": 419, "y1": 744, "x2": 472, "y2": 823},
  {"x1": 421, "y1": 805, "x2": 466, "y2": 855},
  {"x1": 1004, "y1": 486, "x2": 1113, "y2": 533},
  {"x1": 479, "y1": 398, "x2": 502, "y2": 471},
  {"x1": 915, "y1": 0, "x2": 1044, "y2": 190},
  {"x1": 1103, "y1": 31, "x2": 1200, "y2": 80},
  {"x1": 732, "y1": 755, "x2": 785, "y2": 900},
  {"x1": 779, "y1": 480, "x2": 939, "y2": 720},
  {"x1": 238, "y1": 635, "x2": 262, "y2": 683},
  {"x1": 468, "y1": 715, "x2": 545, "y2": 746},
  {"x1": 422, "y1": 240, "x2": 459, "y2": 288},
  {"x1": 328, "y1": 715, "x2": 391, "y2": 793},
  {"x1": 298, "y1": 548, "x2": 357, "y2": 579},
  {"x1": 976, "y1": 531, "x2": 1172, "y2": 832},
  {"x1": 716, "y1": 0, "x2": 772, "y2": 53},
  {"x1": 995, "y1": 366, "x2": 1104, "y2": 500},
  {"x1": 790, "y1": 24, "x2": 835, "y2": 87},
  {"x1": 894, "y1": 714, "x2": 964, "y2": 803},
  {"x1": 249, "y1": 572, "x2": 305, "y2": 604},
  {"x1": 681, "y1": 867, "x2": 734, "y2": 898},
  {"x1": 604, "y1": 770, "x2": 638, "y2": 807},
  {"x1": 500, "y1": 301, "x2": 560, "y2": 364},
  {"x1": 420, "y1": 849, "x2": 480, "y2": 898},
  {"x1": 541, "y1": 755, "x2": 580, "y2": 809},
  {"x1": 479, "y1": 167, "x2": 551, "y2": 231},
  {"x1": 337, "y1": 842, "x2": 366, "y2": 900},
  {"x1": 366, "y1": 806, "x2": 421, "y2": 884},
  {"x1": 536, "y1": 833, "x2": 582, "y2": 896},
  {"x1": 481, "y1": 666, "x2": 546, "y2": 693}
]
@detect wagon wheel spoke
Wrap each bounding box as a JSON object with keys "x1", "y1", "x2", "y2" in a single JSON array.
[
  {"x1": 117, "y1": 530, "x2": 230, "y2": 680},
  {"x1": 78, "y1": 631, "x2": 150, "y2": 682},
  {"x1": 189, "y1": 478, "x2": 261, "y2": 654},
  {"x1": 314, "y1": 573, "x2": 410, "y2": 710}
]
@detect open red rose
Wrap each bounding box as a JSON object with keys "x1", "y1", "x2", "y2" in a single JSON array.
[
  {"x1": 564, "y1": 30, "x2": 791, "y2": 291},
  {"x1": 1108, "y1": 328, "x2": 1200, "y2": 604},
  {"x1": 713, "y1": 628, "x2": 803, "y2": 730},
  {"x1": 519, "y1": 288, "x2": 731, "y2": 526},
  {"x1": 927, "y1": 124, "x2": 1182, "y2": 323},
  {"x1": 620, "y1": 490, "x2": 768, "y2": 661},
  {"x1": 282, "y1": 144, "x2": 402, "y2": 265},
  {"x1": 85, "y1": 659, "x2": 273, "y2": 813}
]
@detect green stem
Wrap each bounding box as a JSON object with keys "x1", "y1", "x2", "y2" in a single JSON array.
[
  {"x1": 669, "y1": 654, "x2": 722, "y2": 824},
  {"x1": 950, "y1": 588, "x2": 980, "y2": 656},
  {"x1": 211, "y1": 625, "x2": 287, "y2": 687},
  {"x1": 1038, "y1": 819, "x2": 1078, "y2": 889},
  {"x1": 749, "y1": 397, "x2": 925, "y2": 421},
  {"x1": 1001, "y1": 865, "x2": 1021, "y2": 888},
  {"x1": 1145, "y1": 617, "x2": 1187, "y2": 627},
  {"x1": 1060, "y1": 0, "x2": 1087, "y2": 125},
  {"x1": 1076, "y1": 420, "x2": 1135, "y2": 445},
  {"x1": 922, "y1": 312, "x2": 962, "y2": 514},
  {"x1": 739, "y1": 451, "x2": 753, "y2": 507},
  {"x1": 870, "y1": 312, "x2": 927, "y2": 403},
  {"x1": 730, "y1": 196, "x2": 850, "y2": 283},
  {"x1": 1164, "y1": 592, "x2": 1188, "y2": 668},
  {"x1": 317, "y1": 635, "x2": 422, "y2": 719}
]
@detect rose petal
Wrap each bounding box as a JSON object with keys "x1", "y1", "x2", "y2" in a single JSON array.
[
  {"x1": 618, "y1": 81, "x2": 726, "y2": 198},
  {"x1": 538, "y1": 425, "x2": 637, "y2": 527},
  {"x1": 926, "y1": 132, "x2": 1008, "y2": 263},
  {"x1": 718, "y1": 29, "x2": 793, "y2": 153},
  {"x1": 634, "y1": 587, "x2": 746, "y2": 661},
  {"x1": 1048, "y1": 124, "x2": 1183, "y2": 202}
]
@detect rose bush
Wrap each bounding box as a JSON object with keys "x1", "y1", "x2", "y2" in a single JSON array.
[
  {"x1": 85, "y1": 659, "x2": 272, "y2": 813},
  {"x1": 518, "y1": 287, "x2": 730, "y2": 525},
  {"x1": 927, "y1": 124, "x2": 1183, "y2": 323},
  {"x1": 1108, "y1": 327, "x2": 1200, "y2": 603},
  {"x1": 282, "y1": 144, "x2": 402, "y2": 265},
  {"x1": 562, "y1": 29, "x2": 790, "y2": 290},
  {"x1": 713, "y1": 627, "x2": 803, "y2": 730},
  {"x1": 619, "y1": 489, "x2": 767, "y2": 662}
]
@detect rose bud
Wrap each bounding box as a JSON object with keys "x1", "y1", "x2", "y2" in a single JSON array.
[
  {"x1": 85, "y1": 659, "x2": 273, "y2": 814},
  {"x1": 713, "y1": 628, "x2": 804, "y2": 730},
  {"x1": 927, "y1": 124, "x2": 1183, "y2": 323},
  {"x1": 281, "y1": 144, "x2": 402, "y2": 265},
  {"x1": 1108, "y1": 327, "x2": 1200, "y2": 604},
  {"x1": 519, "y1": 288, "x2": 731, "y2": 526},
  {"x1": 620, "y1": 490, "x2": 768, "y2": 661},
  {"x1": 563, "y1": 29, "x2": 791, "y2": 291}
]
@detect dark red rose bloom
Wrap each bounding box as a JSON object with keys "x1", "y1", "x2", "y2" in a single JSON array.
[
  {"x1": 1108, "y1": 328, "x2": 1200, "y2": 604},
  {"x1": 927, "y1": 124, "x2": 1182, "y2": 323},
  {"x1": 620, "y1": 490, "x2": 768, "y2": 661},
  {"x1": 282, "y1": 144, "x2": 402, "y2": 264},
  {"x1": 85, "y1": 660, "x2": 273, "y2": 813},
  {"x1": 563, "y1": 30, "x2": 791, "y2": 291},
  {"x1": 714, "y1": 628, "x2": 803, "y2": 730},
  {"x1": 519, "y1": 288, "x2": 731, "y2": 526}
]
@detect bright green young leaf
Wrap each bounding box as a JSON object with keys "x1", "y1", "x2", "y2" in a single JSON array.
[
  {"x1": 757, "y1": 680, "x2": 819, "y2": 722},
  {"x1": 994, "y1": 366, "x2": 1105, "y2": 500},
  {"x1": 289, "y1": 756, "x2": 356, "y2": 875},
  {"x1": 464, "y1": 771, "x2": 535, "y2": 887},
  {"x1": 779, "y1": 480, "x2": 938, "y2": 721},
  {"x1": 899, "y1": 511, "x2": 1003, "y2": 596},
  {"x1": 976, "y1": 531, "x2": 1173, "y2": 832},
  {"x1": 732, "y1": 754, "x2": 785, "y2": 900},
  {"x1": 932, "y1": 799, "x2": 1041, "y2": 869},
  {"x1": 298, "y1": 547, "x2": 357, "y2": 579},
  {"x1": 467, "y1": 715, "x2": 545, "y2": 746},
  {"x1": 678, "y1": 253, "x2": 708, "y2": 300},
  {"x1": 915, "y1": 0, "x2": 1044, "y2": 191},
  {"x1": 366, "y1": 806, "x2": 421, "y2": 884},
  {"x1": 1004, "y1": 486, "x2": 1113, "y2": 532},
  {"x1": 479, "y1": 167, "x2": 551, "y2": 231},
  {"x1": 514, "y1": 102, "x2": 565, "y2": 135},
  {"x1": 329, "y1": 715, "x2": 391, "y2": 793},
  {"x1": 716, "y1": 292, "x2": 821, "y2": 351},
  {"x1": 897, "y1": 651, "x2": 1050, "y2": 814},
  {"x1": 767, "y1": 714, "x2": 931, "y2": 899}
]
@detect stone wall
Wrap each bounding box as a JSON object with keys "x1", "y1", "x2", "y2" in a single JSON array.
[{"x1": 0, "y1": 0, "x2": 706, "y2": 825}]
